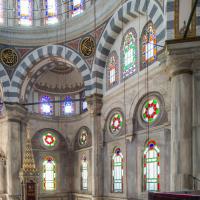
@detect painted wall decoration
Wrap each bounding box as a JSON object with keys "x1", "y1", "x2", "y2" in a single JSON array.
[
  {"x1": 80, "y1": 36, "x2": 95, "y2": 57},
  {"x1": 0, "y1": 48, "x2": 18, "y2": 67}
]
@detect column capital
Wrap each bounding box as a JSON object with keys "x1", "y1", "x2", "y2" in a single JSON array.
[
  {"x1": 86, "y1": 94, "x2": 103, "y2": 115},
  {"x1": 165, "y1": 40, "x2": 200, "y2": 76},
  {"x1": 5, "y1": 103, "x2": 28, "y2": 122},
  {"x1": 166, "y1": 50, "x2": 193, "y2": 77}
]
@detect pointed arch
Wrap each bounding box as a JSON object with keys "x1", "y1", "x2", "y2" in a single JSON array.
[
  {"x1": 9, "y1": 45, "x2": 91, "y2": 102},
  {"x1": 91, "y1": 0, "x2": 165, "y2": 95}
]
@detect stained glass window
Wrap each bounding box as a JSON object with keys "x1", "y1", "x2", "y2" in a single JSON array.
[
  {"x1": 110, "y1": 113, "x2": 123, "y2": 134},
  {"x1": 142, "y1": 99, "x2": 160, "y2": 123},
  {"x1": 40, "y1": 95, "x2": 53, "y2": 115},
  {"x1": 71, "y1": 0, "x2": 84, "y2": 17},
  {"x1": 112, "y1": 148, "x2": 123, "y2": 193},
  {"x1": 79, "y1": 128, "x2": 88, "y2": 146},
  {"x1": 142, "y1": 22, "x2": 157, "y2": 68},
  {"x1": 80, "y1": 91, "x2": 87, "y2": 113},
  {"x1": 122, "y1": 29, "x2": 137, "y2": 79},
  {"x1": 43, "y1": 156, "x2": 56, "y2": 191},
  {"x1": 17, "y1": 0, "x2": 32, "y2": 26},
  {"x1": 81, "y1": 156, "x2": 88, "y2": 190},
  {"x1": 43, "y1": 132, "x2": 56, "y2": 147},
  {"x1": 45, "y1": 0, "x2": 58, "y2": 24},
  {"x1": 0, "y1": 0, "x2": 3, "y2": 24},
  {"x1": 107, "y1": 51, "x2": 119, "y2": 90},
  {"x1": 63, "y1": 96, "x2": 73, "y2": 114},
  {"x1": 143, "y1": 140, "x2": 160, "y2": 191}
]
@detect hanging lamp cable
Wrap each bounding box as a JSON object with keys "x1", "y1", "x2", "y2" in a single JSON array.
[{"x1": 119, "y1": 0, "x2": 129, "y2": 197}]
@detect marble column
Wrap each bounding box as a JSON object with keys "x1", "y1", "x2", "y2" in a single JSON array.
[
  {"x1": 5, "y1": 104, "x2": 28, "y2": 200},
  {"x1": 167, "y1": 48, "x2": 193, "y2": 191},
  {"x1": 87, "y1": 94, "x2": 103, "y2": 200},
  {"x1": 192, "y1": 66, "x2": 200, "y2": 190}
]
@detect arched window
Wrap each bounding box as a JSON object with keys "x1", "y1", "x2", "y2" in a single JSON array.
[
  {"x1": 143, "y1": 140, "x2": 160, "y2": 191},
  {"x1": 0, "y1": 0, "x2": 3, "y2": 24},
  {"x1": 81, "y1": 156, "x2": 88, "y2": 190},
  {"x1": 141, "y1": 22, "x2": 157, "y2": 69},
  {"x1": 71, "y1": 0, "x2": 84, "y2": 17},
  {"x1": 17, "y1": 0, "x2": 32, "y2": 26},
  {"x1": 40, "y1": 95, "x2": 53, "y2": 115},
  {"x1": 80, "y1": 91, "x2": 87, "y2": 113},
  {"x1": 107, "y1": 51, "x2": 119, "y2": 90},
  {"x1": 112, "y1": 147, "x2": 123, "y2": 193},
  {"x1": 44, "y1": 0, "x2": 58, "y2": 24},
  {"x1": 63, "y1": 96, "x2": 73, "y2": 114},
  {"x1": 121, "y1": 28, "x2": 137, "y2": 79},
  {"x1": 43, "y1": 156, "x2": 56, "y2": 191}
]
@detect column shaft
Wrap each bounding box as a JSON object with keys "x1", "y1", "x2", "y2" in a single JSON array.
[{"x1": 171, "y1": 72, "x2": 193, "y2": 191}]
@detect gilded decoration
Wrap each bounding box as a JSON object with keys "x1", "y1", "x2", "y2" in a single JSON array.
[
  {"x1": 174, "y1": 0, "x2": 196, "y2": 39},
  {"x1": 0, "y1": 48, "x2": 18, "y2": 67},
  {"x1": 80, "y1": 36, "x2": 96, "y2": 57}
]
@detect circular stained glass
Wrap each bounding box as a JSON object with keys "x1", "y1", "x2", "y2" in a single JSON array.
[
  {"x1": 142, "y1": 99, "x2": 160, "y2": 123},
  {"x1": 79, "y1": 129, "x2": 88, "y2": 146},
  {"x1": 43, "y1": 132, "x2": 56, "y2": 147},
  {"x1": 110, "y1": 113, "x2": 123, "y2": 134}
]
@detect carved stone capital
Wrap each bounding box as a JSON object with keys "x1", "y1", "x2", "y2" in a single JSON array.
[
  {"x1": 5, "y1": 103, "x2": 28, "y2": 122},
  {"x1": 166, "y1": 40, "x2": 200, "y2": 76},
  {"x1": 166, "y1": 50, "x2": 193, "y2": 77},
  {"x1": 86, "y1": 94, "x2": 103, "y2": 115}
]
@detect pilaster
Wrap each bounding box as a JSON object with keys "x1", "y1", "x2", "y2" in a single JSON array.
[
  {"x1": 166, "y1": 41, "x2": 194, "y2": 191},
  {"x1": 5, "y1": 104, "x2": 28, "y2": 200},
  {"x1": 86, "y1": 94, "x2": 103, "y2": 200}
]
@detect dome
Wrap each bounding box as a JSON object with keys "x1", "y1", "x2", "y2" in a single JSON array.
[
  {"x1": 0, "y1": 0, "x2": 121, "y2": 46},
  {"x1": 33, "y1": 63, "x2": 84, "y2": 95}
]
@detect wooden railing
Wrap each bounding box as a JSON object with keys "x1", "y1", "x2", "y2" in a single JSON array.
[{"x1": 148, "y1": 192, "x2": 200, "y2": 200}]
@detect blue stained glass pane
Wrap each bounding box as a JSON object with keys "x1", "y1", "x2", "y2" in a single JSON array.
[
  {"x1": 18, "y1": 0, "x2": 32, "y2": 25},
  {"x1": 63, "y1": 96, "x2": 73, "y2": 114},
  {"x1": 72, "y1": 0, "x2": 83, "y2": 16},
  {"x1": 40, "y1": 95, "x2": 53, "y2": 115}
]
